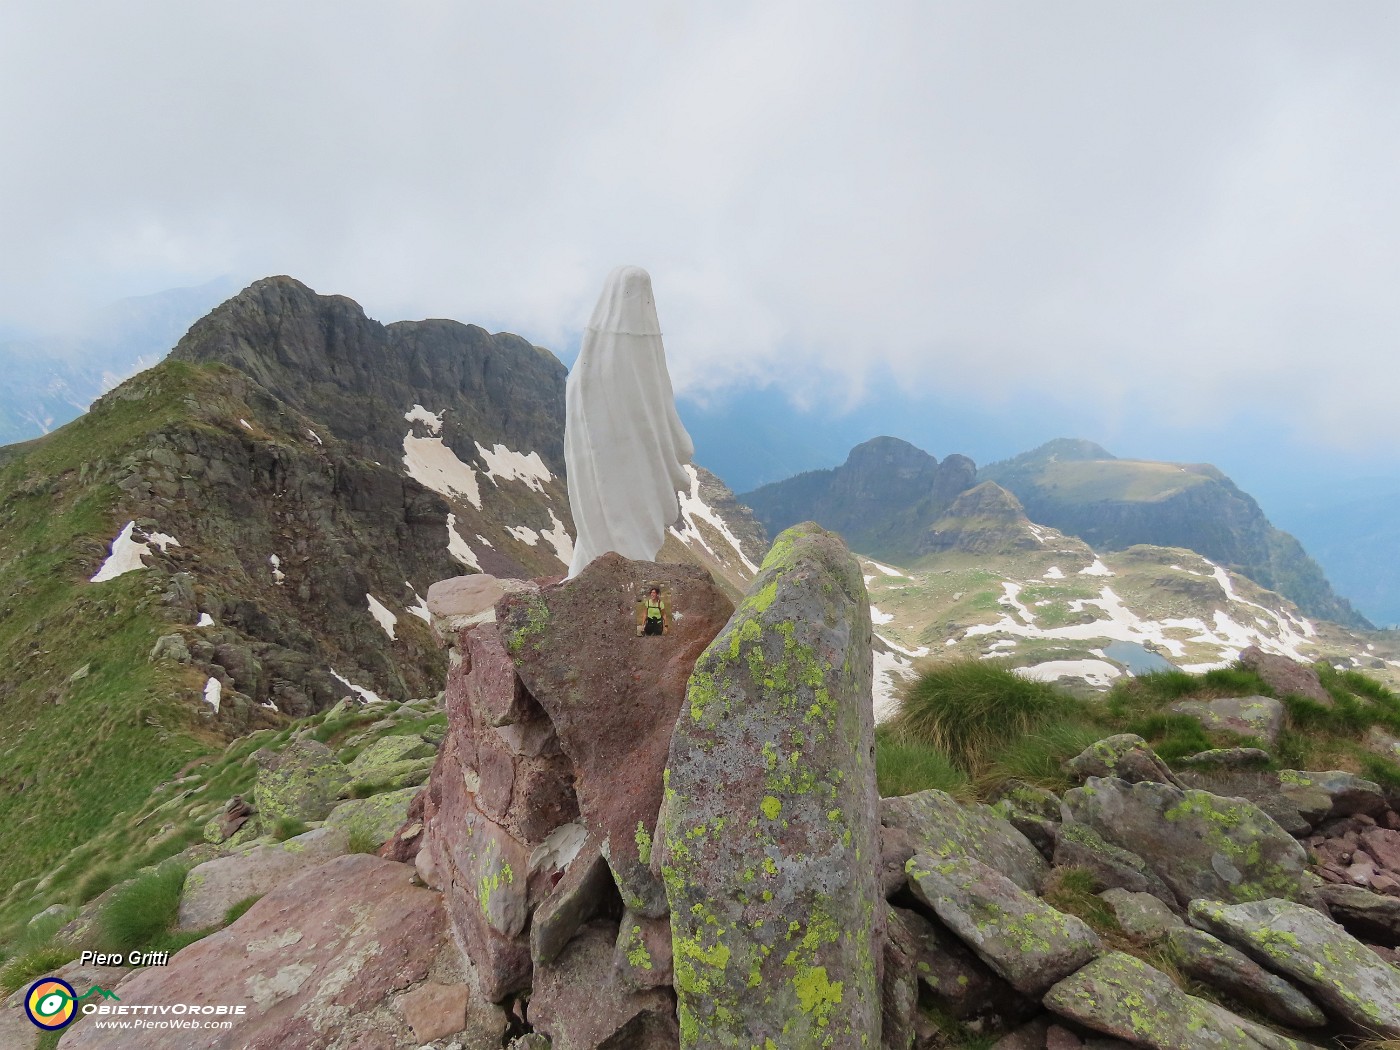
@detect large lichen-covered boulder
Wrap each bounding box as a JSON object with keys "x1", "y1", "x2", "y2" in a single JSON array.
[
  {"x1": 253, "y1": 737, "x2": 350, "y2": 823},
  {"x1": 906, "y1": 853, "x2": 1101, "y2": 997},
  {"x1": 1190, "y1": 897, "x2": 1400, "y2": 1038},
  {"x1": 882, "y1": 789, "x2": 1048, "y2": 893},
  {"x1": 499, "y1": 553, "x2": 734, "y2": 915},
  {"x1": 1062, "y1": 777, "x2": 1310, "y2": 907},
  {"x1": 657, "y1": 523, "x2": 882, "y2": 1049},
  {"x1": 1044, "y1": 951, "x2": 1316, "y2": 1049},
  {"x1": 323, "y1": 787, "x2": 419, "y2": 848},
  {"x1": 1052, "y1": 821, "x2": 1176, "y2": 909}
]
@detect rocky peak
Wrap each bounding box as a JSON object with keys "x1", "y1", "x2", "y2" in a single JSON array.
[
  {"x1": 171, "y1": 276, "x2": 567, "y2": 471},
  {"x1": 740, "y1": 435, "x2": 980, "y2": 558}
]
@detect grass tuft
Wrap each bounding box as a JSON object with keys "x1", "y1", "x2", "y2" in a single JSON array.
[
  {"x1": 223, "y1": 895, "x2": 262, "y2": 926},
  {"x1": 874, "y1": 727, "x2": 971, "y2": 799},
  {"x1": 93, "y1": 863, "x2": 189, "y2": 955},
  {"x1": 892, "y1": 660, "x2": 1083, "y2": 778}
]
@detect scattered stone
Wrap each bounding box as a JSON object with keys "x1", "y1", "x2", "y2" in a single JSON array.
[
  {"x1": 1064, "y1": 734, "x2": 1183, "y2": 788},
  {"x1": 1170, "y1": 696, "x2": 1284, "y2": 746},
  {"x1": 1190, "y1": 896, "x2": 1400, "y2": 1037},
  {"x1": 65, "y1": 855, "x2": 445, "y2": 1050},
  {"x1": 883, "y1": 789, "x2": 1048, "y2": 893},
  {"x1": 502, "y1": 553, "x2": 733, "y2": 916},
  {"x1": 1097, "y1": 888, "x2": 1182, "y2": 944},
  {"x1": 1278, "y1": 770, "x2": 1387, "y2": 823},
  {"x1": 253, "y1": 738, "x2": 350, "y2": 823},
  {"x1": 397, "y1": 981, "x2": 471, "y2": 1042},
  {"x1": 1063, "y1": 777, "x2": 1310, "y2": 907},
  {"x1": 1044, "y1": 951, "x2": 1316, "y2": 1049},
  {"x1": 177, "y1": 825, "x2": 347, "y2": 930},
  {"x1": 658, "y1": 523, "x2": 882, "y2": 1049},
  {"x1": 1181, "y1": 748, "x2": 1273, "y2": 768},
  {"x1": 1239, "y1": 646, "x2": 1332, "y2": 707},
  {"x1": 906, "y1": 853, "x2": 1101, "y2": 998},
  {"x1": 1162, "y1": 926, "x2": 1326, "y2": 1029},
  {"x1": 1053, "y1": 821, "x2": 1177, "y2": 909}
]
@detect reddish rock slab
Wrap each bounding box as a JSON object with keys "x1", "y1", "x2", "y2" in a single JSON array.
[
  {"x1": 498, "y1": 553, "x2": 733, "y2": 915},
  {"x1": 395, "y1": 981, "x2": 470, "y2": 1042},
  {"x1": 448, "y1": 624, "x2": 577, "y2": 844},
  {"x1": 1239, "y1": 645, "x2": 1332, "y2": 707},
  {"x1": 529, "y1": 920, "x2": 678, "y2": 1050},
  {"x1": 63, "y1": 855, "x2": 442, "y2": 1050}
]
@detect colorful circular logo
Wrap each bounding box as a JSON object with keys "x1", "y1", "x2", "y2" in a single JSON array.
[{"x1": 25, "y1": 978, "x2": 78, "y2": 1030}]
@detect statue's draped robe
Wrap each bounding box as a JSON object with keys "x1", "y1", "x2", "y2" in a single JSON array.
[{"x1": 565, "y1": 266, "x2": 694, "y2": 579}]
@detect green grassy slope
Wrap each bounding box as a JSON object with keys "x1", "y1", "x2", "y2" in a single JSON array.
[{"x1": 0, "y1": 363, "x2": 233, "y2": 916}]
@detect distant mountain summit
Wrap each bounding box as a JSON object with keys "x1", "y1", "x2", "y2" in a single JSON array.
[
  {"x1": 981, "y1": 439, "x2": 1370, "y2": 629},
  {"x1": 740, "y1": 436, "x2": 976, "y2": 556},
  {"x1": 745, "y1": 434, "x2": 1368, "y2": 630}
]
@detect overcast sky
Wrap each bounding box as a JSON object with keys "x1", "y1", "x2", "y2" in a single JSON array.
[{"x1": 4, "y1": 2, "x2": 1399, "y2": 469}]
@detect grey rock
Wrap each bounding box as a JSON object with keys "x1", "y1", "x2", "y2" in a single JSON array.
[
  {"x1": 883, "y1": 789, "x2": 1048, "y2": 893},
  {"x1": 1240, "y1": 646, "x2": 1332, "y2": 707},
  {"x1": 1064, "y1": 734, "x2": 1183, "y2": 787},
  {"x1": 1053, "y1": 821, "x2": 1177, "y2": 909},
  {"x1": 530, "y1": 845, "x2": 614, "y2": 967},
  {"x1": 1169, "y1": 695, "x2": 1283, "y2": 746},
  {"x1": 657, "y1": 523, "x2": 882, "y2": 1049},
  {"x1": 1044, "y1": 951, "x2": 1317, "y2": 1049},
  {"x1": 1181, "y1": 747, "x2": 1273, "y2": 768},
  {"x1": 1190, "y1": 896, "x2": 1400, "y2": 1037},
  {"x1": 530, "y1": 921, "x2": 677, "y2": 1050},
  {"x1": 884, "y1": 904, "x2": 1032, "y2": 1031},
  {"x1": 1278, "y1": 769, "x2": 1387, "y2": 823},
  {"x1": 177, "y1": 825, "x2": 347, "y2": 930},
  {"x1": 906, "y1": 852, "x2": 1101, "y2": 997},
  {"x1": 1162, "y1": 925, "x2": 1326, "y2": 1029},
  {"x1": 148, "y1": 634, "x2": 190, "y2": 663},
  {"x1": 1063, "y1": 777, "x2": 1310, "y2": 907}
]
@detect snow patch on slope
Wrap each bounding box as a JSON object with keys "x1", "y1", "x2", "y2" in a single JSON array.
[
  {"x1": 330, "y1": 669, "x2": 384, "y2": 705},
  {"x1": 403, "y1": 433, "x2": 483, "y2": 509},
  {"x1": 366, "y1": 594, "x2": 398, "y2": 639},
  {"x1": 446, "y1": 513, "x2": 480, "y2": 570},
  {"x1": 406, "y1": 583, "x2": 431, "y2": 623},
  {"x1": 203, "y1": 677, "x2": 222, "y2": 713},
  {"x1": 1015, "y1": 660, "x2": 1121, "y2": 688},
  {"x1": 91, "y1": 521, "x2": 181, "y2": 582},
  {"x1": 476, "y1": 443, "x2": 554, "y2": 493},
  {"x1": 670, "y1": 465, "x2": 760, "y2": 574}
]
